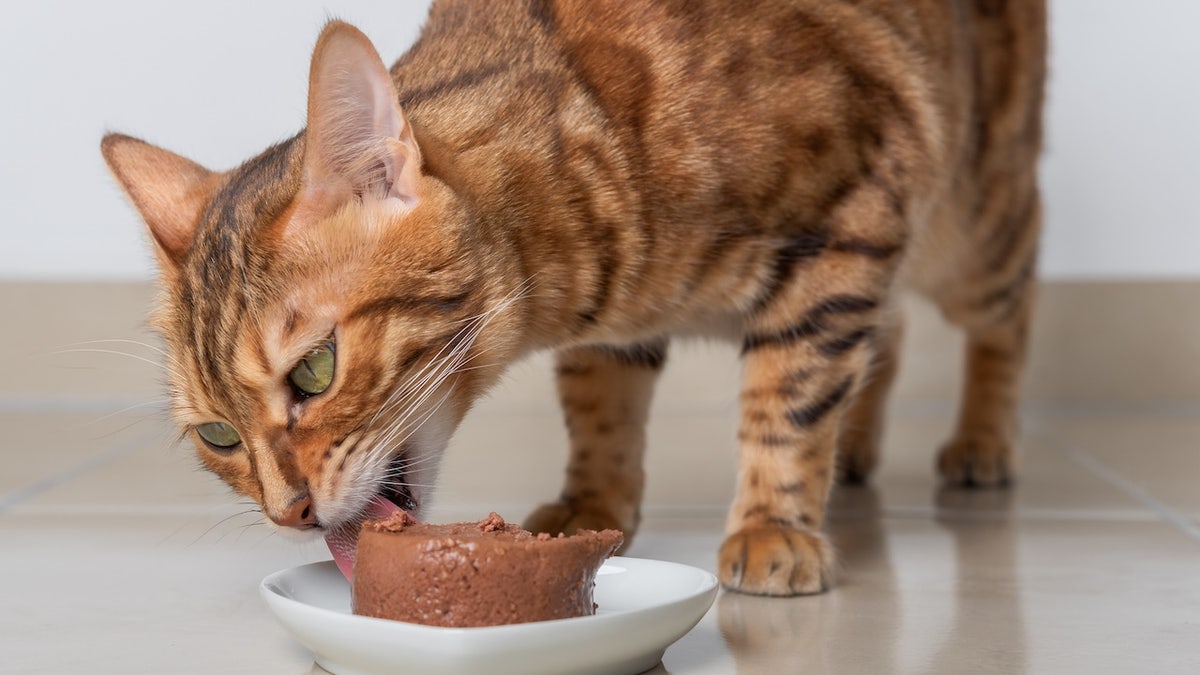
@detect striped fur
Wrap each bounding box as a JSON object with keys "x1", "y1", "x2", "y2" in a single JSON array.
[{"x1": 101, "y1": 0, "x2": 1045, "y2": 597}]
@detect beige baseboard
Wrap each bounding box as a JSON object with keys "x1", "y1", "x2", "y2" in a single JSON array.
[
  {"x1": 3, "y1": 280, "x2": 1197, "y2": 409},
  {"x1": 897, "y1": 281, "x2": 1200, "y2": 406}
]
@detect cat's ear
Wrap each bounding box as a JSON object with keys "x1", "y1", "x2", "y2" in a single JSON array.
[
  {"x1": 302, "y1": 21, "x2": 422, "y2": 210},
  {"x1": 100, "y1": 133, "x2": 218, "y2": 270}
]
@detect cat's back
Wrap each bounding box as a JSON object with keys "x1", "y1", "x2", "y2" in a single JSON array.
[
  {"x1": 397, "y1": 1, "x2": 937, "y2": 229},
  {"x1": 394, "y1": 0, "x2": 1043, "y2": 252}
]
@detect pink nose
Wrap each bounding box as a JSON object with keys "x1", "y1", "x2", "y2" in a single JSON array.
[{"x1": 271, "y1": 492, "x2": 318, "y2": 529}]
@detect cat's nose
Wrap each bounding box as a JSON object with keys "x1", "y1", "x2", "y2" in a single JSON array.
[{"x1": 271, "y1": 492, "x2": 318, "y2": 529}]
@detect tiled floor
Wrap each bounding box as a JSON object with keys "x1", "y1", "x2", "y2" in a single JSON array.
[{"x1": 2, "y1": 283, "x2": 1199, "y2": 674}]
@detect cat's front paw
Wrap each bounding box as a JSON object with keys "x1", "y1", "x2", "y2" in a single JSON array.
[
  {"x1": 718, "y1": 525, "x2": 835, "y2": 596},
  {"x1": 937, "y1": 434, "x2": 1014, "y2": 487},
  {"x1": 523, "y1": 501, "x2": 632, "y2": 552}
]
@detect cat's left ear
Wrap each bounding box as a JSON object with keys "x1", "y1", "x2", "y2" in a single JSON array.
[
  {"x1": 302, "y1": 21, "x2": 422, "y2": 210},
  {"x1": 100, "y1": 133, "x2": 219, "y2": 271}
]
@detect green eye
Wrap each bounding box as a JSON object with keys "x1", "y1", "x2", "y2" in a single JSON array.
[
  {"x1": 289, "y1": 341, "x2": 335, "y2": 396},
  {"x1": 196, "y1": 422, "x2": 241, "y2": 449}
]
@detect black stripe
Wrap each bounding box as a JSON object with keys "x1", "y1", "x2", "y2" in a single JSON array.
[
  {"x1": 550, "y1": 152, "x2": 618, "y2": 331},
  {"x1": 742, "y1": 295, "x2": 878, "y2": 353},
  {"x1": 814, "y1": 173, "x2": 861, "y2": 216},
  {"x1": 788, "y1": 376, "x2": 854, "y2": 429},
  {"x1": 818, "y1": 327, "x2": 874, "y2": 357},
  {"x1": 742, "y1": 319, "x2": 821, "y2": 353},
  {"x1": 865, "y1": 171, "x2": 907, "y2": 218},
  {"x1": 347, "y1": 290, "x2": 474, "y2": 322},
  {"x1": 975, "y1": 255, "x2": 1036, "y2": 311},
  {"x1": 594, "y1": 339, "x2": 668, "y2": 370},
  {"x1": 528, "y1": 0, "x2": 556, "y2": 31},
  {"x1": 245, "y1": 447, "x2": 264, "y2": 500},
  {"x1": 828, "y1": 238, "x2": 903, "y2": 260},
  {"x1": 984, "y1": 195, "x2": 1037, "y2": 273},
  {"x1": 396, "y1": 344, "x2": 433, "y2": 375},
  {"x1": 750, "y1": 231, "x2": 829, "y2": 312},
  {"x1": 575, "y1": 220, "x2": 618, "y2": 328},
  {"x1": 845, "y1": 66, "x2": 915, "y2": 133},
  {"x1": 684, "y1": 226, "x2": 754, "y2": 296},
  {"x1": 555, "y1": 362, "x2": 594, "y2": 378},
  {"x1": 398, "y1": 64, "x2": 508, "y2": 108}
]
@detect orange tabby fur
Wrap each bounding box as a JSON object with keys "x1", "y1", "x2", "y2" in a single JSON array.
[{"x1": 101, "y1": 0, "x2": 1045, "y2": 596}]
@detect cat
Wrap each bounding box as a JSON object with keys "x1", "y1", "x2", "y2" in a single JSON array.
[{"x1": 101, "y1": 0, "x2": 1045, "y2": 596}]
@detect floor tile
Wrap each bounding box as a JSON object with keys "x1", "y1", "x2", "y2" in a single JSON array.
[
  {"x1": 0, "y1": 512, "x2": 321, "y2": 674},
  {"x1": 0, "y1": 412, "x2": 171, "y2": 509},
  {"x1": 1043, "y1": 413, "x2": 1200, "y2": 525},
  {"x1": 643, "y1": 510, "x2": 1200, "y2": 675},
  {"x1": 869, "y1": 414, "x2": 1154, "y2": 519}
]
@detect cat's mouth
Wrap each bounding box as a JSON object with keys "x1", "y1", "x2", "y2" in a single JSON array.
[{"x1": 323, "y1": 455, "x2": 420, "y2": 582}]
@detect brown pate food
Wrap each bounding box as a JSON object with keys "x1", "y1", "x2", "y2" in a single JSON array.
[{"x1": 352, "y1": 511, "x2": 624, "y2": 627}]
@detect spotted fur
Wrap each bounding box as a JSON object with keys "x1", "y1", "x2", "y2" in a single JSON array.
[{"x1": 101, "y1": 0, "x2": 1045, "y2": 596}]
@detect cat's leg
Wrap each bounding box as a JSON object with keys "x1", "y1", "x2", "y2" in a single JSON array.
[
  {"x1": 836, "y1": 303, "x2": 904, "y2": 484},
  {"x1": 523, "y1": 339, "x2": 666, "y2": 550},
  {"x1": 936, "y1": 194, "x2": 1040, "y2": 487},
  {"x1": 722, "y1": 265, "x2": 896, "y2": 595}
]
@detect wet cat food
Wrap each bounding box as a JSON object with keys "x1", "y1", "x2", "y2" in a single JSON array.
[{"x1": 352, "y1": 511, "x2": 623, "y2": 627}]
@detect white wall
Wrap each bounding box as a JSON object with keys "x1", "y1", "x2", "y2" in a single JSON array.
[
  {"x1": 1039, "y1": 0, "x2": 1200, "y2": 280},
  {"x1": 1, "y1": 0, "x2": 1196, "y2": 280},
  {"x1": 0, "y1": 0, "x2": 432, "y2": 280}
]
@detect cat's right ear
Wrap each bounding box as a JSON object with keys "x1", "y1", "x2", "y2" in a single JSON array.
[
  {"x1": 301, "y1": 21, "x2": 423, "y2": 214},
  {"x1": 100, "y1": 133, "x2": 218, "y2": 271}
]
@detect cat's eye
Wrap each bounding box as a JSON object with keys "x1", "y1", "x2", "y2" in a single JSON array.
[
  {"x1": 289, "y1": 340, "x2": 336, "y2": 396},
  {"x1": 196, "y1": 422, "x2": 241, "y2": 450}
]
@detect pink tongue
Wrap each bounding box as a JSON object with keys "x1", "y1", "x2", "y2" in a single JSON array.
[{"x1": 325, "y1": 495, "x2": 406, "y2": 582}]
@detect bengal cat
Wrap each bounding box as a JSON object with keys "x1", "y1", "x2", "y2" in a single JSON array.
[{"x1": 101, "y1": 0, "x2": 1045, "y2": 596}]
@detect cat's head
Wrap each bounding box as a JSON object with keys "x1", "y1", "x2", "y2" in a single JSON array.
[{"x1": 101, "y1": 22, "x2": 522, "y2": 554}]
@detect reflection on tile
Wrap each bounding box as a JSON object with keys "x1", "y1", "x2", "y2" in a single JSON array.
[
  {"x1": 870, "y1": 415, "x2": 1151, "y2": 518},
  {"x1": 711, "y1": 505, "x2": 1200, "y2": 675}
]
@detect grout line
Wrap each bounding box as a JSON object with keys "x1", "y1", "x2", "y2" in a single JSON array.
[
  {"x1": 0, "y1": 427, "x2": 165, "y2": 513},
  {"x1": 856, "y1": 505, "x2": 1163, "y2": 523},
  {"x1": 1057, "y1": 441, "x2": 1200, "y2": 544}
]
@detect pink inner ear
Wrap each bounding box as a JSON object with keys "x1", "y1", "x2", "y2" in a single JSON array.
[
  {"x1": 383, "y1": 137, "x2": 421, "y2": 207},
  {"x1": 303, "y1": 24, "x2": 422, "y2": 208}
]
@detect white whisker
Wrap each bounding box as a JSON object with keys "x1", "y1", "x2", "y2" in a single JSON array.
[
  {"x1": 84, "y1": 399, "x2": 170, "y2": 426},
  {"x1": 57, "y1": 338, "x2": 168, "y2": 357},
  {"x1": 51, "y1": 348, "x2": 165, "y2": 371},
  {"x1": 351, "y1": 274, "x2": 538, "y2": 500}
]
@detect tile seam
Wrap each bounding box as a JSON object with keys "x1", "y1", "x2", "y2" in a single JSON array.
[
  {"x1": 1055, "y1": 439, "x2": 1200, "y2": 544},
  {"x1": 0, "y1": 427, "x2": 164, "y2": 512}
]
